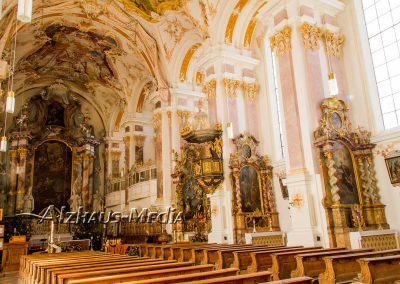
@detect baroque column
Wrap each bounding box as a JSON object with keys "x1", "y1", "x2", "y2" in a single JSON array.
[
  {"x1": 15, "y1": 148, "x2": 28, "y2": 212},
  {"x1": 7, "y1": 150, "x2": 18, "y2": 215}
]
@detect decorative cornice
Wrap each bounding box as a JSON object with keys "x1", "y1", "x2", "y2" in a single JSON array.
[
  {"x1": 299, "y1": 22, "x2": 323, "y2": 50},
  {"x1": 242, "y1": 82, "x2": 259, "y2": 102},
  {"x1": 270, "y1": 25, "x2": 292, "y2": 56},
  {"x1": 202, "y1": 79, "x2": 217, "y2": 100},
  {"x1": 324, "y1": 30, "x2": 344, "y2": 58},
  {"x1": 223, "y1": 78, "x2": 241, "y2": 98}
]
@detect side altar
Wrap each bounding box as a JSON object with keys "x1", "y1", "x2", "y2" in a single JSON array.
[{"x1": 314, "y1": 97, "x2": 390, "y2": 249}]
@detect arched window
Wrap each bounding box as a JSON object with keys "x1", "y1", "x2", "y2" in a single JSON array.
[{"x1": 360, "y1": 0, "x2": 400, "y2": 129}]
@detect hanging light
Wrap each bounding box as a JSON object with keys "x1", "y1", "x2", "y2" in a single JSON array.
[
  {"x1": 227, "y1": 122, "x2": 234, "y2": 139},
  {"x1": 0, "y1": 0, "x2": 3, "y2": 20},
  {"x1": 0, "y1": 136, "x2": 7, "y2": 152},
  {"x1": 17, "y1": 0, "x2": 32, "y2": 23},
  {"x1": 6, "y1": 91, "x2": 15, "y2": 113},
  {"x1": 328, "y1": 72, "x2": 338, "y2": 97}
]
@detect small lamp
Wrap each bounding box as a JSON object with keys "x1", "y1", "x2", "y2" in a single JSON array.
[
  {"x1": 0, "y1": 136, "x2": 7, "y2": 152},
  {"x1": 328, "y1": 72, "x2": 338, "y2": 97},
  {"x1": 6, "y1": 91, "x2": 15, "y2": 113},
  {"x1": 227, "y1": 122, "x2": 234, "y2": 139},
  {"x1": 17, "y1": 0, "x2": 32, "y2": 23}
]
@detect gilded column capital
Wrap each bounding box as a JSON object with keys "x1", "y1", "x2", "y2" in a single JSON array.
[
  {"x1": 18, "y1": 148, "x2": 29, "y2": 158},
  {"x1": 123, "y1": 136, "x2": 130, "y2": 144},
  {"x1": 153, "y1": 112, "x2": 162, "y2": 136},
  {"x1": 299, "y1": 22, "x2": 323, "y2": 50},
  {"x1": 324, "y1": 30, "x2": 344, "y2": 58},
  {"x1": 176, "y1": 110, "x2": 191, "y2": 128},
  {"x1": 242, "y1": 82, "x2": 259, "y2": 102},
  {"x1": 9, "y1": 150, "x2": 18, "y2": 159},
  {"x1": 134, "y1": 135, "x2": 146, "y2": 147},
  {"x1": 270, "y1": 25, "x2": 292, "y2": 56},
  {"x1": 223, "y1": 78, "x2": 241, "y2": 97},
  {"x1": 202, "y1": 79, "x2": 216, "y2": 100}
]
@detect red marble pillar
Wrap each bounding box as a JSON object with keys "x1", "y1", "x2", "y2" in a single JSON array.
[
  {"x1": 277, "y1": 52, "x2": 306, "y2": 169},
  {"x1": 7, "y1": 150, "x2": 18, "y2": 215},
  {"x1": 16, "y1": 148, "x2": 28, "y2": 212}
]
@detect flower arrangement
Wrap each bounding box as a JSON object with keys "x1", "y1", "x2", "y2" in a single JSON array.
[{"x1": 190, "y1": 233, "x2": 208, "y2": 242}]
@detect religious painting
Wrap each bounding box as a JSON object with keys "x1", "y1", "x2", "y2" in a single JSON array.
[
  {"x1": 135, "y1": 145, "x2": 144, "y2": 164},
  {"x1": 182, "y1": 178, "x2": 205, "y2": 221},
  {"x1": 45, "y1": 101, "x2": 65, "y2": 127},
  {"x1": 239, "y1": 165, "x2": 262, "y2": 213},
  {"x1": 385, "y1": 154, "x2": 400, "y2": 186},
  {"x1": 331, "y1": 141, "x2": 359, "y2": 204},
  {"x1": 32, "y1": 141, "x2": 72, "y2": 213}
]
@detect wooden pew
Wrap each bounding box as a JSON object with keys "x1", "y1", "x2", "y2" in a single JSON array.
[
  {"x1": 354, "y1": 255, "x2": 400, "y2": 284},
  {"x1": 58, "y1": 261, "x2": 195, "y2": 284},
  {"x1": 47, "y1": 258, "x2": 167, "y2": 284},
  {"x1": 318, "y1": 249, "x2": 400, "y2": 284},
  {"x1": 32, "y1": 254, "x2": 140, "y2": 283},
  {"x1": 26, "y1": 253, "x2": 128, "y2": 283},
  {"x1": 270, "y1": 247, "x2": 345, "y2": 280},
  {"x1": 290, "y1": 249, "x2": 372, "y2": 279},
  {"x1": 70, "y1": 267, "x2": 237, "y2": 284},
  {"x1": 247, "y1": 247, "x2": 323, "y2": 273},
  {"x1": 175, "y1": 271, "x2": 272, "y2": 283},
  {"x1": 260, "y1": 276, "x2": 314, "y2": 283},
  {"x1": 232, "y1": 247, "x2": 303, "y2": 272}
]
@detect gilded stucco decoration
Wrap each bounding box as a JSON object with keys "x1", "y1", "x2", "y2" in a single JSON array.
[
  {"x1": 243, "y1": 2, "x2": 266, "y2": 48},
  {"x1": 225, "y1": 0, "x2": 250, "y2": 44},
  {"x1": 324, "y1": 29, "x2": 345, "y2": 58},
  {"x1": 202, "y1": 79, "x2": 216, "y2": 100},
  {"x1": 270, "y1": 25, "x2": 292, "y2": 56},
  {"x1": 153, "y1": 112, "x2": 162, "y2": 135},
  {"x1": 176, "y1": 110, "x2": 191, "y2": 128},
  {"x1": 117, "y1": 0, "x2": 185, "y2": 21},
  {"x1": 160, "y1": 15, "x2": 191, "y2": 61},
  {"x1": 299, "y1": 22, "x2": 323, "y2": 50},
  {"x1": 242, "y1": 82, "x2": 259, "y2": 102},
  {"x1": 180, "y1": 43, "x2": 201, "y2": 82},
  {"x1": 223, "y1": 78, "x2": 241, "y2": 98}
]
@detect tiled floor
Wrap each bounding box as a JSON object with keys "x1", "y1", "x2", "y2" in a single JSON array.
[{"x1": 1, "y1": 271, "x2": 20, "y2": 284}]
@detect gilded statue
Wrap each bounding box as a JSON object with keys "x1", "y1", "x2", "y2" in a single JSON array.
[{"x1": 213, "y1": 137, "x2": 222, "y2": 158}]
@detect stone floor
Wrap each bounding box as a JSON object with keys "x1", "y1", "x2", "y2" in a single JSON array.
[{"x1": 1, "y1": 271, "x2": 20, "y2": 284}]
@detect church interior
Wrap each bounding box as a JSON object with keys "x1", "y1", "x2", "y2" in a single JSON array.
[{"x1": 1, "y1": 0, "x2": 400, "y2": 283}]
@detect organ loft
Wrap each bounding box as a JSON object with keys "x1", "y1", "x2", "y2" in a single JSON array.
[{"x1": 1, "y1": 0, "x2": 400, "y2": 283}]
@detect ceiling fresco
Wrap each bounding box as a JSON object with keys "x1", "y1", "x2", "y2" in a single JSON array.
[
  {"x1": 117, "y1": 0, "x2": 184, "y2": 20},
  {"x1": 20, "y1": 25, "x2": 118, "y2": 85}
]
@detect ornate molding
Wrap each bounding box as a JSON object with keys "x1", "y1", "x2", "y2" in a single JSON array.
[
  {"x1": 324, "y1": 30, "x2": 345, "y2": 58},
  {"x1": 176, "y1": 110, "x2": 191, "y2": 128},
  {"x1": 242, "y1": 82, "x2": 259, "y2": 102},
  {"x1": 223, "y1": 78, "x2": 241, "y2": 98},
  {"x1": 270, "y1": 25, "x2": 292, "y2": 56},
  {"x1": 299, "y1": 22, "x2": 323, "y2": 50},
  {"x1": 153, "y1": 112, "x2": 162, "y2": 135},
  {"x1": 202, "y1": 79, "x2": 216, "y2": 100}
]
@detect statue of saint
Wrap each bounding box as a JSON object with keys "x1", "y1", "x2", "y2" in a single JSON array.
[{"x1": 23, "y1": 187, "x2": 35, "y2": 213}]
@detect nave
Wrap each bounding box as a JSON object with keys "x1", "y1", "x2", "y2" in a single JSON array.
[{"x1": 18, "y1": 243, "x2": 400, "y2": 283}]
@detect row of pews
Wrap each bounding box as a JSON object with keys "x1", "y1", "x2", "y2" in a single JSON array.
[{"x1": 19, "y1": 242, "x2": 400, "y2": 284}]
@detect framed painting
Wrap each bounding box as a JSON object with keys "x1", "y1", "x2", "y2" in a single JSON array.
[
  {"x1": 385, "y1": 153, "x2": 400, "y2": 186},
  {"x1": 0, "y1": 225, "x2": 3, "y2": 237}
]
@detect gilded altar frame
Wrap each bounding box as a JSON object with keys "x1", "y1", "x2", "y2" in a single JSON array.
[
  {"x1": 229, "y1": 133, "x2": 279, "y2": 243},
  {"x1": 314, "y1": 97, "x2": 388, "y2": 248}
]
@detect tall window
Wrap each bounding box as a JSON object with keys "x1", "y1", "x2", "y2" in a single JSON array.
[
  {"x1": 362, "y1": 0, "x2": 400, "y2": 129},
  {"x1": 271, "y1": 53, "x2": 286, "y2": 158}
]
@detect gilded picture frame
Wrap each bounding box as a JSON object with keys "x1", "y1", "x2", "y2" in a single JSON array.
[{"x1": 385, "y1": 153, "x2": 400, "y2": 186}]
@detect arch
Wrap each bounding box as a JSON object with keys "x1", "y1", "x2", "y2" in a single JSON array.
[{"x1": 179, "y1": 43, "x2": 202, "y2": 83}]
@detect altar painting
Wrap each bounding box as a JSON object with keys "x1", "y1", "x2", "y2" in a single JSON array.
[
  {"x1": 331, "y1": 141, "x2": 359, "y2": 204},
  {"x1": 239, "y1": 165, "x2": 262, "y2": 213},
  {"x1": 33, "y1": 141, "x2": 72, "y2": 213},
  {"x1": 385, "y1": 155, "x2": 400, "y2": 185}
]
